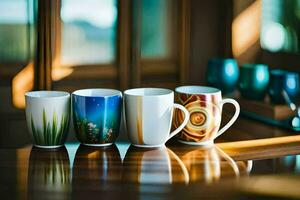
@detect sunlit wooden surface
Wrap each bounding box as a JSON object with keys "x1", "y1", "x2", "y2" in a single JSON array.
[{"x1": 1, "y1": 127, "x2": 300, "y2": 200}]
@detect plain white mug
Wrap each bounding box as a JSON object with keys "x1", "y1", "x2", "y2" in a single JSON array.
[{"x1": 124, "y1": 88, "x2": 189, "y2": 148}]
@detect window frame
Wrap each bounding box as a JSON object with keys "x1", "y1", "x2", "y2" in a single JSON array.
[{"x1": 35, "y1": 0, "x2": 191, "y2": 91}]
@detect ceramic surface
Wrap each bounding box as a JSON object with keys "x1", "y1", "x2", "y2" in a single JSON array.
[
  {"x1": 72, "y1": 89, "x2": 122, "y2": 146},
  {"x1": 174, "y1": 86, "x2": 240, "y2": 145},
  {"x1": 269, "y1": 69, "x2": 300, "y2": 104},
  {"x1": 238, "y1": 63, "x2": 269, "y2": 100},
  {"x1": 206, "y1": 58, "x2": 239, "y2": 94},
  {"x1": 124, "y1": 88, "x2": 189, "y2": 147},
  {"x1": 25, "y1": 91, "x2": 70, "y2": 147}
]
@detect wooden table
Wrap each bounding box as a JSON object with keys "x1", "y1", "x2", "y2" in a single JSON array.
[{"x1": 1, "y1": 117, "x2": 300, "y2": 200}]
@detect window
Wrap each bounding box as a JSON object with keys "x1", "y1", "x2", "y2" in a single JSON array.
[
  {"x1": 141, "y1": 0, "x2": 175, "y2": 59},
  {"x1": 61, "y1": 0, "x2": 117, "y2": 65},
  {"x1": 0, "y1": 0, "x2": 189, "y2": 95},
  {"x1": 0, "y1": 0, "x2": 35, "y2": 109},
  {"x1": 261, "y1": 0, "x2": 300, "y2": 53},
  {"x1": 0, "y1": 0, "x2": 34, "y2": 63},
  {"x1": 134, "y1": 0, "x2": 184, "y2": 89}
]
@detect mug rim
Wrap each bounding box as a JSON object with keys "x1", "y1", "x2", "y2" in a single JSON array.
[
  {"x1": 241, "y1": 63, "x2": 268, "y2": 69},
  {"x1": 270, "y1": 69, "x2": 299, "y2": 77},
  {"x1": 175, "y1": 86, "x2": 221, "y2": 95},
  {"x1": 209, "y1": 57, "x2": 237, "y2": 63},
  {"x1": 72, "y1": 88, "x2": 122, "y2": 98},
  {"x1": 124, "y1": 88, "x2": 173, "y2": 97},
  {"x1": 25, "y1": 90, "x2": 70, "y2": 99}
]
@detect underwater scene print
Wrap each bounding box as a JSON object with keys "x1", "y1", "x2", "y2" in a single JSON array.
[
  {"x1": 72, "y1": 95, "x2": 122, "y2": 144},
  {"x1": 173, "y1": 93, "x2": 222, "y2": 142}
]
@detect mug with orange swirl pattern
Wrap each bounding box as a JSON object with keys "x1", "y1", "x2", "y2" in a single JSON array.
[{"x1": 173, "y1": 86, "x2": 240, "y2": 146}]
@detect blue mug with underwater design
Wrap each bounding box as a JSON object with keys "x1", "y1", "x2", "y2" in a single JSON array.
[{"x1": 72, "y1": 89, "x2": 122, "y2": 146}]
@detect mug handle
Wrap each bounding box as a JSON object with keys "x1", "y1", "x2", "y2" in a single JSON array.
[
  {"x1": 214, "y1": 98, "x2": 240, "y2": 139},
  {"x1": 167, "y1": 103, "x2": 190, "y2": 141}
]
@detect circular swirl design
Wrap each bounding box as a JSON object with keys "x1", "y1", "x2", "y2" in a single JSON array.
[
  {"x1": 174, "y1": 98, "x2": 221, "y2": 142},
  {"x1": 190, "y1": 112, "x2": 206, "y2": 126}
]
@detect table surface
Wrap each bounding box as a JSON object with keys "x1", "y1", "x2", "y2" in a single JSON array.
[{"x1": 1, "y1": 117, "x2": 300, "y2": 200}]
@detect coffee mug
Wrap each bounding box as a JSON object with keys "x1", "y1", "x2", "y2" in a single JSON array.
[
  {"x1": 124, "y1": 88, "x2": 189, "y2": 148},
  {"x1": 268, "y1": 69, "x2": 300, "y2": 104},
  {"x1": 25, "y1": 91, "x2": 70, "y2": 148},
  {"x1": 206, "y1": 58, "x2": 239, "y2": 94},
  {"x1": 72, "y1": 89, "x2": 122, "y2": 146},
  {"x1": 173, "y1": 86, "x2": 240, "y2": 146},
  {"x1": 238, "y1": 63, "x2": 269, "y2": 100}
]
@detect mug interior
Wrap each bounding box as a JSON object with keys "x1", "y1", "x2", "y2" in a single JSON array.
[
  {"x1": 175, "y1": 86, "x2": 220, "y2": 95},
  {"x1": 124, "y1": 88, "x2": 173, "y2": 96},
  {"x1": 73, "y1": 88, "x2": 121, "y2": 97},
  {"x1": 25, "y1": 91, "x2": 69, "y2": 98}
]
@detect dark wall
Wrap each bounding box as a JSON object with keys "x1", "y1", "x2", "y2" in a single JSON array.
[{"x1": 188, "y1": 0, "x2": 232, "y2": 85}]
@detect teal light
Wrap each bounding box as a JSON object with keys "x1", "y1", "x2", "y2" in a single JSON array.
[
  {"x1": 261, "y1": 0, "x2": 300, "y2": 53},
  {"x1": 225, "y1": 63, "x2": 235, "y2": 76},
  {"x1": 65, "y1": 142, "x2": 80, "y2": 169},
  {"x1": 257, "y1": 67, "x2": 267, "y2": 82},
  {"x1": 261, "y1": 22, "x2": 286, "y2": 52},
  {"x1": 287, "y1": 76, "x2": 297, "y2": 90},
  {"x1": 206, "y1": 58, "x2": 239, "y2": 94},
  {"x1": 238, "y1": 64, "x2": 269, "y2": 100},
  {"x1": 141, "y1": 0, "x2": 170, "y2": 58},
  {"x1": 296, "y1": 155, "x2": 300, "y2": 173},
  {"x1": 116, "y1": 142, "x2": 130, "y2": 161}
]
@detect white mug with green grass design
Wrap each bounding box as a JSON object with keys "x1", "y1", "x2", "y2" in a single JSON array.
[{"x1": 25, "y1": 91, "x2": 70, "y2": 148}]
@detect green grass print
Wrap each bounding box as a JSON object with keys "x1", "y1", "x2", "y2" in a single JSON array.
[{"x1": 31, "y1": 109, "x2": 69, "y2": 145}]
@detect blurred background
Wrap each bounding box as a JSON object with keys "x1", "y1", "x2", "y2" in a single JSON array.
[{"x1": 1, "y1": 0, "x2": 300, "y2": 147}]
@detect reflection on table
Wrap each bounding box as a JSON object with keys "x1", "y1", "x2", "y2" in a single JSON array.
[
  {"x1": 122, "y1": 145, "x2": 188, "y2": 184},
  {"x1": 174, "y1": 145, "x2": 252, "y2": 183},
  {"x1": 72, "y1": 144, "x2": 122, "y2": 199},
  {"x1": 122, "y1": 144, "x2": 251, "y2": 184},
  {"x1": 6, "y1": 136, "x2": 300, "y2": 199},
  {"x1": 28, "y1": 146, "x2": 71, "y2": 199}
]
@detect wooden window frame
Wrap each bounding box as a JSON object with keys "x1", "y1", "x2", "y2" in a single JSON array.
[
  {"x1": 35, "y1": 0, "x2": 119, "y2": 91},
  {"x1": 35, "y1": 0, "x2": 191, "y2": 91},
  {"x1": 131, "y1": 0, "x2": 191, "y2": 88}
]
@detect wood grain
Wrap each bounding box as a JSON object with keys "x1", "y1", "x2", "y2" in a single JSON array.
[{"x1": 1, "y1": 134, "x2": 300, "y2": 199}]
